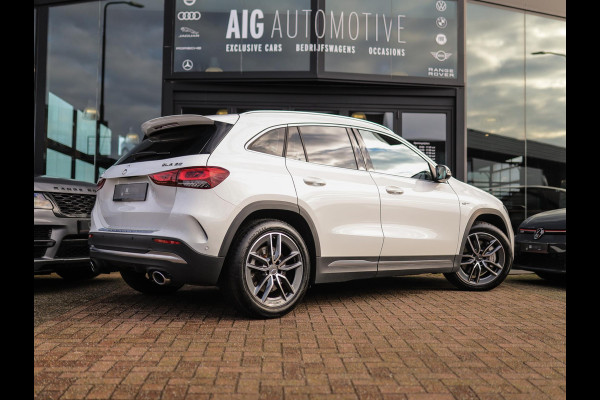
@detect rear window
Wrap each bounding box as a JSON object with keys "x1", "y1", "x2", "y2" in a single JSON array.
[{"x1": 115, "y1": 121, "x2": 233, "y2": 165}]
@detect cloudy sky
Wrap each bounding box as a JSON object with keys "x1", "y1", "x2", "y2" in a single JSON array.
[{"x1": 466, "y1": 3, "x2": 566, "y2": 148}]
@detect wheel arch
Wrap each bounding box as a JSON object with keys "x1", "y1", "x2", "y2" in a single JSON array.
[
  {"x1": 460, "y1": 208, "x2": 514, "y2": 260},
  {"x1": 217, "y1": 201, "x2": 320, "y2": 284}
]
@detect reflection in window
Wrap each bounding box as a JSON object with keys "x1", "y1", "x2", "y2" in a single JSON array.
[
  {"x1": 248, "y1": 127, "x2": 285, "y2": 156},
  {"x1": 43, "y1": 1, "x2": 163, "y2": 183},
  {"x1": 299, "y1": 126, "x2": 357, "y2": 170},
  {"x1": 286, "y1": 127, "x2": 306, "y2": 161},
  {"x1": 466, "y1": 3, "x2": 565, "y2": 230},
  {"x1": 359, "y1": 130, "x2": 432, "y2": 180}
]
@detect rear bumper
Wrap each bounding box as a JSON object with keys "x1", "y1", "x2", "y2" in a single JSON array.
[{"x1": 89, "y1": 232, "x2": 224, "y2": 285}]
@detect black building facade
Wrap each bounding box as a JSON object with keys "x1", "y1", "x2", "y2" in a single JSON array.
[{"x1": 33, "y1": 0, "x2": 566, "y2": 230}]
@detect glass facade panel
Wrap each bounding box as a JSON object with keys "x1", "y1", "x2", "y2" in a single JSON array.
[
  {"x1": 466, "y1": 2, "x2": 565, "y2": 231},
  {"x1": 41, "y1": 0, "x2": 163, "y2": 183}
]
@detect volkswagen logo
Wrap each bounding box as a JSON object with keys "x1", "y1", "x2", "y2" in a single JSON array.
[
  {"x1": 533, "y1": 228, "x2": 545, "y2": 240},
  {"x1": 436, "y1": 1, "x2": 447, "y2": 12},
  {"x1": 178, "y1": 11, "x2": 201, "y2": 21}
]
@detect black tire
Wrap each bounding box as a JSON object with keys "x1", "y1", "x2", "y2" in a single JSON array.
[
  {"x1": 444, "y1": 221, "x2": 513, "y2": 291},
  {"x1": 120, "y1": 269, "x2": 183, "y2": 294},
  {"x1": 222, "y1": 219, "x2": 311, "y2": 318},
  {"x1": 56, "y1": 263, "x2": 100, "y2": 281}
]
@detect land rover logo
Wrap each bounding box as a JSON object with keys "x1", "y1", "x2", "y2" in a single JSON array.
[
  {"x1": 533, "y1": 228, "x2": 545, "y2": 240},
  {"x1": 122, "y1": 169, "x2": 128, "y2": 175}
]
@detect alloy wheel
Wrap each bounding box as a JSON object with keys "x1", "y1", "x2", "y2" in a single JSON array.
[
  {"x1": 244, "y1": 231, "x2": 304, "y2": 308},
  {"x1": 457, "y1": 231, "x2": 506, "y2": 285}
]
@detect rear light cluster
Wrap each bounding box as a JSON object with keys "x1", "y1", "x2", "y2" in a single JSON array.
[
  {"x1": 150, "y1": 167, "x2": 230, "y2": 189},
  {"x1": 97, "y1": 178, "x2": 106, "y2": 191}
]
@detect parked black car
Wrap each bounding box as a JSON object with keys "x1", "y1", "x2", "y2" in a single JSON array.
[{"x1": 514, "y1": 208, "x2": 566, "y2": 281}]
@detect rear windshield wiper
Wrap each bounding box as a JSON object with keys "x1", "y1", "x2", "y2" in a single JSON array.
[{"x1": 131, "y1": 151, "x2": 171, "y2": 161}]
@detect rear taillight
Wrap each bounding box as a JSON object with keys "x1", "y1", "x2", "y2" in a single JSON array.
[
  {"x1": 149, "y1": 167, "x2": 230, "y2": 189},
  {"x1": 97, "y1": 178, "x2": 106, "y2": 191}
]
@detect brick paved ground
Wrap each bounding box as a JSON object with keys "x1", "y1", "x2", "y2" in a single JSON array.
[{"x1": 34, "y1": 273, "x2": 566, "y2": 400}]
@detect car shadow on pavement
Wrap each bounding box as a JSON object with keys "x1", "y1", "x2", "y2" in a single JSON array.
[
  {"x1": 506, "y1": 273, "x2": 566, "y2": 289},
  {"x1": 33, "y1": 273, "x2": 125, "y2": 294}
]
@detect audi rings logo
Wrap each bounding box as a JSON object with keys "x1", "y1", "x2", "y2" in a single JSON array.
[{"x1": 178, "y1": 11, "x2": 201, "y2": 21}]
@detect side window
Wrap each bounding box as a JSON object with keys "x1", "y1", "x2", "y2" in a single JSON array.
[
  {"x1": 298, "y1": 126, "x2": 357, "y2": 170},
  {"x1": 248, "y1": 127, "x2": 285, "y2": 156},
  {"x1": 286, "y1": 126, "x2": 306, "y2": 161},
  {"x1": 359, "y1": 130, "x2": 433, "y2": 180}
]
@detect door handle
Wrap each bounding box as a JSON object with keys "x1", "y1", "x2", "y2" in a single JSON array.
[
  {"x1": 385, "y1": 186, "x2": 404, "y2": 195},
  {"x1": 303, "y1": 177, "x2": 326, "y2": 186}
]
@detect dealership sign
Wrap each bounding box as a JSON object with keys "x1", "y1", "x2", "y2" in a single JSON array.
[{"x1": 173, "y1": 0, "x2": 459, "y2": 80}]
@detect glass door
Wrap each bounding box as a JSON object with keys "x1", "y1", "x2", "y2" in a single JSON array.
[{"x1": 399, "y1": 111, "x2": 452, "y2": 168}]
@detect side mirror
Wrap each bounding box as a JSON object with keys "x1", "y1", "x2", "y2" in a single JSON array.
[{"x1": 435, "y1": 164, "x2": 452, "y2": 183}]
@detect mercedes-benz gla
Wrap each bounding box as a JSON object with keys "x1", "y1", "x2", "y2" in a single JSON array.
[{"x1": 89, "y1": 111, "x2": 514, "y2": 317}]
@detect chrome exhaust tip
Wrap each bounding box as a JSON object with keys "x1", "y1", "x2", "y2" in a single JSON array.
[{"x1": 150, "y1": 270, "x2": 171, "y2": 286}]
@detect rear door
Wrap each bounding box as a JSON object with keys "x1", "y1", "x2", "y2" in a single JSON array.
[{"x1": 284, "y1": 125, "x2": 383, "y2": 282}]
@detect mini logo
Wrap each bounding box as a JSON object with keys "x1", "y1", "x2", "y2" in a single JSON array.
[
  {"x1": 436, "y1": 1, "x2": 447, "y2": 12},
  {"x1": 431, "y1": 50, "x2": 452, "y2": 61},
  {"x1": 436, "y1": 33, "x2": 447, "y2": 45},
  {"x1": 183, "y1": 0, "x2": 196, "y2": 6},
  {"x1": 436, "y1": 16, "x2": 448, "y2": 29},
  {"x1": 182, "y1": 59, "x2": 194, "y2": 70},
  {"x1": 178, "y1": 11, "x2": 201, "y2": 21},
  {"x1": 122, "y1": 169, "x2": 128, "y2": 175},
  {"x1": 533, "y1": 228, "x2": 545, "y2": 240}
]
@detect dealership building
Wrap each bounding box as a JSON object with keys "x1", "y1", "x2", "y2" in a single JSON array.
[{"x1": 33, "y1": 0, "x2": 565, "y2": 230}]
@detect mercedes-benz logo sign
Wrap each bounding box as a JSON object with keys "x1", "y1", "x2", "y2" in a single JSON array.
[
  {"x1": 182, "y1": 59, "x2": 193, "y2": 71},
  {"x1": 533, "y1": 228, "x2": 545, "y2": 240},
  {"x1": 183, "y1": 0, "x2": 196, "y2": 6},
  {"x1": 178, "y1": 11, "x2": 201, "y2": 21}
]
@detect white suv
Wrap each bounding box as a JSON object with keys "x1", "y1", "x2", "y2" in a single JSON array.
[{"x1": 90, "y1": 111, "x2": 514, "y2": 317}]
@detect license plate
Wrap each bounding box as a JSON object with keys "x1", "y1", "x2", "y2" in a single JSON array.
[
  {"x1": 113, "y1": 183, "x2": 148, "y2": 202},
  {"x1": 521, "y1": 242, "x2": 548, "y2": 254},
  {"x1": 78, "y1": 220, "x2": 91, "y2": 234}
]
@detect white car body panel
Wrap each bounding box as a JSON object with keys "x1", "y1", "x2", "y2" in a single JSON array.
[
  {"x1": 90, "y1": 111, "x2": 514, "y2": 290},
  {"x1": 285, "y1": 158, "x2": 383, "y2": 259},
  {"x1": 370, "y1": 172, "x2": 460, "y2": 258}
]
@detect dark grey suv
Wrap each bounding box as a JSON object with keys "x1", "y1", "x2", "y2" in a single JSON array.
[{"x1": 34, "y1": 176, "x2": 99, "y2": 280}]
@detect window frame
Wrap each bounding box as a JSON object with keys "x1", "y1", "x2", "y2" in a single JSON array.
[
  {"x1": 356, "y1": 128, "x2": 437, "y2": 181},
  {"x1": 245, "y1": 124, "x2": 289, "y2": 158},
  {"x1": 292, "y1": 124, "x2": 361, "y2": 171}
]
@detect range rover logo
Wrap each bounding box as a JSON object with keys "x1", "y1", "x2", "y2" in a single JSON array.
[
  {"x1": 533, "y1": 228, "x2": 545, "y2": 240},
  {"x1": 122, "y1": 169, "x2": 128, "y2": 175}
]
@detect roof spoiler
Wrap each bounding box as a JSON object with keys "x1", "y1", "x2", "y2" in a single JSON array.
[{"x1": 141, "y1": 115, "x2": 215, "y2": 137}]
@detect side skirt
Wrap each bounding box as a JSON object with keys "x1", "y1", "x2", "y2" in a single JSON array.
[{"x1": 314, "y1": 255, "x2": 459, "y2": 284}]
